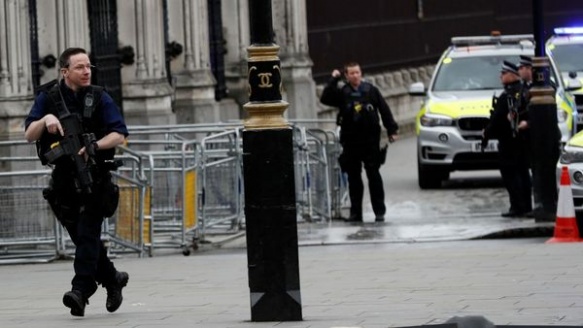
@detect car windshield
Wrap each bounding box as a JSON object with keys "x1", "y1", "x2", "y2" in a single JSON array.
[
  {"x1": 433, "y1": 55, "x2": 519, "y2": 91},
  {"x1": 550, "y1": 43, "x2": 583, "y2": 72}
]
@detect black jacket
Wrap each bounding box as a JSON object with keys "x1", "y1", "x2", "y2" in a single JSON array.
[
  {"x1": 26, "y1": 80, "x2": 127, "y2": 167},
  {"x1": 484, "y1": 80, "x2": 528, "y2": 159},
  {"x1": 320, "y1": 77, "x2": 398, "y2": 145}
]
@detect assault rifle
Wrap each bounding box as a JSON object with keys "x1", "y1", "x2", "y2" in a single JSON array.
[
  {"x1": 507, "y1": 93, "x2": 520, "y2": 138},
  {"x1": 44, "y1": 112, "x2": 98, "y2": 194}
]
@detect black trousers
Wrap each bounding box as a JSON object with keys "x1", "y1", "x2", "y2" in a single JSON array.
[
  {"x1": 340, "y1": 143, "x2": 386, "y2": 218},
  {"x1": 498, "y1": 141, "x2": 532, "y2": 214},
  {"x1": 61, "y1": 207, "x2": 117, "y2": 298},
  {"x1": 50, "y1": 169, "x2": 117, "y2": 299},
  {"x1": 499, "y1": 162, "x2": 532, "y2": 213}
]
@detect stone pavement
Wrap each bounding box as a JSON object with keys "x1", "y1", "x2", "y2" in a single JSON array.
[
  {"x1": 0, "y1": 134, "x2": 576, "y2": 327},
  {"x1": 1, "y1": 237, "x2": 582, "y2": 328},
  {"x1": 208, "y1": 215, "x2": 555, "y2": 249},
  {"x1": 298, "y1": 214, "x2": 554, "y2": 245}
]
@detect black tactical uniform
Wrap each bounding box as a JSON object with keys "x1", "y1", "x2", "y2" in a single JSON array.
[
  {"x1": 321, "y1": 76, "x2": 398, "y2": 221},
  {"x1": 484, "y1": 75, "x2": 532, "y2": 217},
  {"x1": 25, "y1": 79, "x2": 129, "y2": 315}
]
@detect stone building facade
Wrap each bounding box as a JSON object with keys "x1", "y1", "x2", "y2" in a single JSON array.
[{"x1": 0, "y1": 0, "x2": 423, "y2": 142}]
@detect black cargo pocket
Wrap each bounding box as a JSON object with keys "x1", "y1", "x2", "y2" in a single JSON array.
[
  {"x1": 44, "y1": 178, "x2": 80, "y2": 225},
  {"x1": 101, "y1": 180, "x2": 120, "y2": 218}
]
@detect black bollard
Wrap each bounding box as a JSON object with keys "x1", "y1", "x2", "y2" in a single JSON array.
[
  {"x1": 530, "y1": 0, "x2": 560, "y2": 221},
  {"x1": 242, "y1": 0, "x2": 302, "y2": 321},
  {"x1": 529, "y1": 57, "x2": 560, "y2": 221}
]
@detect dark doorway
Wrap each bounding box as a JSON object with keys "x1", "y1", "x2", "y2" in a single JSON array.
[
  {"x1": 208, "y1": 0, "x2": 228, "y2": 101},
  {"x1": 28, "y1": 0, "x2": 41, "y2": 91},
  {"x1": 87, "y1": 0, "x2": 124, "y2": 115}
]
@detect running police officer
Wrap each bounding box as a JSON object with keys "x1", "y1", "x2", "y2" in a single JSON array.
[{"x1": 24, "y1": 47, "x2": 129, "y2": 317}]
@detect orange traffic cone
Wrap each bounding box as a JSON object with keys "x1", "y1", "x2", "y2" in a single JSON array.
[{"x1": 547, "y1": 166, "x2": 583, "y2": 243}]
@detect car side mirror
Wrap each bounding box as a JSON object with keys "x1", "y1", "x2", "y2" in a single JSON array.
[{"x1": 408, "y1": 82, "x2": 426, "y2": 96}]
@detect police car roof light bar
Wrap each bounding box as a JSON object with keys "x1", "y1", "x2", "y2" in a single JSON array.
[
  {"x1": 451, "y1": 34, "x2": 534, "y2": 47},
  {"x1": 554, "y1": 27, "x2": 583, "y2": 35}
]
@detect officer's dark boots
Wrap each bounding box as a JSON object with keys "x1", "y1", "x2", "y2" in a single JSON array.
[
  {"x1": 106, "y1": 271, "x2": 129, "y2": 313},
  {"x1": 63, "y1": 290, "x2": 88, "y2": 317}
]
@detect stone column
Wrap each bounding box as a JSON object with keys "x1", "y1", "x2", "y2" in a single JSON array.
[
  {"x1": 0, "y1": 1, "x2": 40, "y2": 233},
  {"x1": 34, "y1": 0, "x2": 91, "y2": 84},
  {"x1": 118, "y1": 0, "x2": 174, "y2": 126},
  {"x1": 55, "y1": 0, "x2": 90, "y2": 50},
  {"x1": 170, "y1": 0, "x2": 222, "y2": 124},
  {"x1": 221, "y1": 0, "x2": 249, "y2": 116},
  {"x1": 272, "y1": 0, "x2": 317, "y2": 120},
  {"x1": 0, "y1": 0, "x2": 34, "y2": 140}
]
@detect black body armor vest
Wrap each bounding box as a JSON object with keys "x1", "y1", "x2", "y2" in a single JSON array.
[{"x1": 35, "y1": 80, "x2": 114, "y2": 166}]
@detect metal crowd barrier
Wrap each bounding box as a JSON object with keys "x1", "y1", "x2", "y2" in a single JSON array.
[
  {"x1": 0, "y1": 120, "x2": 343, "y2": 262},
  {"x1": 0, "y1": 139, "x2": 60, "y2": 263},
  {"x1": 119, "y1": 144, "x2": 199, "y2": 256},
  {"x1": 0, "y1": 169, "x2": 57, "y2": 264},
  {"x1": 326, "y1": 128, "x2": 349, "y2": 219},
  {"x1": 283, "y1": 120, "x2": 342, "y2": 221},
  {"x1": 129, "y1": 122, "x2": 342, "y2": 231},
  {"x1": 125, "y1": 124, "x2": 244, "y2": 253},
  {"x1": 0, "y1": 141, "x2": 150, "y2": 263},
  {"x1": 293, "y1": 126, "x2": 327, "y2": 221},
  {"x1": 198, "y1": 128, "x2": 244, "y2": 241},
  {"x1": 103, "y1": 152, "x2": 151, "y2": 257}
]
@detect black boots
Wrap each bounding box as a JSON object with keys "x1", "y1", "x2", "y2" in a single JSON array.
[
  {"x1": 105, "y1": 271, "x2": 129, "y2": 313},
  {"x1": 64, "y1": 271, "x2": 129, "y2": 316},
  {"x1": 63, "y1": 290, "x2": 88, "y2": 317}
]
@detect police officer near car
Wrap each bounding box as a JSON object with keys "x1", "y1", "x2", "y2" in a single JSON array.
[
  {"x1": 517, "y1": 55, "x2": 540, "y2": 217},
  {"x1": 518, "y1": 55, "x2": 533, "y2": 91},
  {"x1": 320, "y1": 62, "x2": 399, "y2": 222},
  {"x1": 24, "y1": 47, "x2": 129, "y2": 317},
  {"x1": 483, "y1": 61, "x2": 532, "y2": 217}
]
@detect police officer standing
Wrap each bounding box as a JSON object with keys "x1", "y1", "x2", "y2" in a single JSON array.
[
  {"x1": 483, "y1": 61, "x2": 532, "y2": 217},
  {"x1": 518, "y1": 55, "x2": 533, "y2": 90},
  {"x1": 320, "y1": 62, "x2": 399, "y2": 222},
  {"x1": 517, "y1": 55, "x2": 537, "y2": 217},
  {"x1": 24, "y1": 48, "x2": 129, "y2": 317}
]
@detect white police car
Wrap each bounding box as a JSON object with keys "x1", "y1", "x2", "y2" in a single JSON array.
[
  {"x1": 547, "y1": 27, "x2": 583, "y2": 132},
  {"x1": 410, "y1": 33, "x2": 577, "y2": 189},
  {"x1": 558, "y1": 131, "x2": 583, "y2": 210}
]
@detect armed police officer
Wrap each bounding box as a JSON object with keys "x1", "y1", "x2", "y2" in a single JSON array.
[
  {"x1": 517, "y1": 55, "x2": 538, "y2": 217},
  {"x1": 518, "y1": 55, "x2": 533, "y2": 91},
  {"x1": 24, "y1": 48, "x2": 129, "y2": 317},
  {"x1": 320, "y1": 62, "x2": 399, "y2": 222},
  {"x1": 483, "y1": 61, "x2": 532, "y2": 218}
]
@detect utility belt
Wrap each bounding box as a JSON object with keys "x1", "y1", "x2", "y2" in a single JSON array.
[
  {"x1": 337, "y1": 142, "x2": 386, "y2": 172},
  {"x1": 43, "y1": 160, "x2": 122, "y2": 224}
]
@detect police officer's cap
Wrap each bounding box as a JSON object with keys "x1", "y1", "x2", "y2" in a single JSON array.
[
  {"x1": 518, "y1": 55, "x2": 532, "y2": 68},
  {"x1": 501, "y1": 61, "x2": 519, "y2": 76}
]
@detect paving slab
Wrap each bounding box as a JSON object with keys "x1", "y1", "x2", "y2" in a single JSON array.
[{"x1": 1, "y1": 239, "x2": 582, "y2": 328}]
